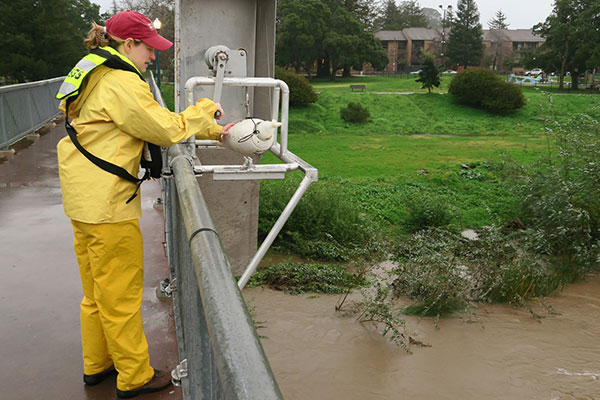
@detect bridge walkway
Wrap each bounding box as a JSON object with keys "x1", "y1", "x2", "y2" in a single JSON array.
[{"x1": 0, "y1": 117, "x2": 182, "y2": 400}]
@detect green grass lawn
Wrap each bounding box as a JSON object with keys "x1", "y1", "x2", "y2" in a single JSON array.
[
  {"x1": 264, "y1": 134, "x2": 549, "y2": 179},
  {"x1": 288, "y1": 76, "x2": 600, "y2": 136}
]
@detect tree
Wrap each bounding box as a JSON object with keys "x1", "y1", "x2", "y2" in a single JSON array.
[
  {"x1": 532, "y1": 0, "x2": 591, "y2": 90},
  {"x1": 276, "y1": 0, "x2": 330, "y2": 75},
  {"x1": 446, "y1": 0, "x2": 484, "y2": 67},
  {"x1": 485, "y1": 29, "x2": 511, "y2": 71},
  {"x1": 334, "y1": 0, "x2": 379, "y2": 31},
  {"x1": 488, "y1": 10, "x2": 509, "y2": 29},
  {"x1": 416, "y1": 55, "x2": 440, "y2": 93},
  {"x1": 375, "y1": 0, "x2": 428, "y2": 31},
  {"x1": 422, "y1": 7, "x2": 442, "y2": 29},
  {"x1": 276, "y1": 0, "x2": 388, "y2": 79},
  {"x1": 322, "y1": 6, "x2": 387, "y2": 78},
  {"x1": 0, "y1": 0, "x2": 102, "y2": 82}
]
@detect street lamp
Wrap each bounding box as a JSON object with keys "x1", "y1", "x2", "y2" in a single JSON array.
[
  {"x1": 152, "y1": 18, "x2": 162, "y2": 89},
  {"x1": 439, "y1": 5, "x2": 452, "y2": 66}
]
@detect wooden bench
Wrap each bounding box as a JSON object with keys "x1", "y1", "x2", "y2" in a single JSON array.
[{"x1": 350, "y1": 84, "x2": 365, "y2": 92}]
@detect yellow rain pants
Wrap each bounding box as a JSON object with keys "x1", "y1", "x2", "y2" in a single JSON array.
[{"x1": 71, "y1": 219, "x2": 155, "y2": 391}]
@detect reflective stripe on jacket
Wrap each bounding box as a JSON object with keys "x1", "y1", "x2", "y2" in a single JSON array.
[{"x1": 57, "y1": 56, "x2": 221, "y2": 223}]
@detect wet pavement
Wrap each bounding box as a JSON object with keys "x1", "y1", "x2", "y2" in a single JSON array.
[{"x1": 0, "y1": 118, "x2": 182, "y2": 400}]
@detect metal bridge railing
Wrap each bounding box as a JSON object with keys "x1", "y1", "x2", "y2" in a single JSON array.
[
  {"x1": 149, "y1": 73, "x2": 283, "y2": 400},
  {"x1": 0, "y1": 77, "x2": 64, "y2": 150}
]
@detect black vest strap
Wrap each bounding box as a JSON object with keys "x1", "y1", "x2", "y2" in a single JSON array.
[
  {"x1": 90, "y1": 48, "x2": 144, "y2": 81},
  {"x1": 63, "y1": 49, "x2": 162, "y2": 204},
  {"x1": 65, "y1": 98, "x2": 142, "y2": 185}
]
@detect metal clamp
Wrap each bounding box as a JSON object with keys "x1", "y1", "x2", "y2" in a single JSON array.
[
  {"x1": 156, "y1": 277, "x2": 177, "y2": 300},
  {"x1": 171, "y1": 359, "x2": 188, "y2": 386}
]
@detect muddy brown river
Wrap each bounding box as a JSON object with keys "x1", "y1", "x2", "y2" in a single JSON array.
[{"x1": 245, "y1": 274, "x2": 600, "y2": 399}]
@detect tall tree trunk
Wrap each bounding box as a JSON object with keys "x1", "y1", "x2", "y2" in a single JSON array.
[
  {"x1": 559, "y1": 43, "x2": 568, "y2": 90},
  {"x1": 570, "y1": 67, "x2": 579, "y2": 90},
  {"x1": 329, "y1": 60, "x2": 337, "y2": 81},
  {"x1": 317, "y1": 59, "x2": 330, "y2": 78}
]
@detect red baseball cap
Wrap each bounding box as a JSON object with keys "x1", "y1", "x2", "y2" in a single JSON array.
[{"x1": 106, "y1": 10, "x2": 172, "y2": 51}]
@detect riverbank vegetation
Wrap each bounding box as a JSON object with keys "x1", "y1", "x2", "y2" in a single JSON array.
[
  {"x1": 161, "y1": 74, "x2": 600, "y2": 345},
  {"x1": 255, "y1": 75, "x2": 600, "y2": 328}
]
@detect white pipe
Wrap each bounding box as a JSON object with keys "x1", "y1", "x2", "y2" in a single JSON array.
[
  {"x1": 184, "y1": 77, "x2": 289, "y2": 154},
  {"x1": 238, "y1": 175, "x2": 315, "y2": 289},
  {"x1": 193, "y1": 162, "x2": 299, "y2": 174}
]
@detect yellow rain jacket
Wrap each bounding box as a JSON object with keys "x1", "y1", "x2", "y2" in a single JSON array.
[{"x1": 57, "y1": 64, "x2": 221, "y2": 224}]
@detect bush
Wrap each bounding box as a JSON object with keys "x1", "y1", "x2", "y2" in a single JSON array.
[
  {"x1": 340, "y1": 102, "x2": 371, "y2": 123},
  {"x1": 274, "y1": 66, "x2": 318, "y2": 106},
  {"x1": 448, "y1": 68, "x2": 525, "y2": 111},
  {"x1": 259, "y1": 178, "x2": 383, "y2": 261},
  {"x1": 391, "y1": 229, "x2": 472, "y2": 317},
  {"x1": 403, "y1": 193, "x2": 454, "y2": 232},
  {"x1": 248, "y1": 262, "x2": 365, "y2": 294}
]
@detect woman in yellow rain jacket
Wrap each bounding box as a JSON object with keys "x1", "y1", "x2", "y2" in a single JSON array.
[{"x1": 56, "y1": 10, "x2": 233, "y2": 398}]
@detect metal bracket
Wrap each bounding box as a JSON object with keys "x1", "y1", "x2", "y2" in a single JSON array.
[
  {"x1": 213, "y1": 52, "x2": 228, "y2": 104},
  {"x1": 171, "y1": 359, "x2": 188, "y2": 386},
  {"x1": 156, "y1": 277, "x2": 177, "y2": 300}
]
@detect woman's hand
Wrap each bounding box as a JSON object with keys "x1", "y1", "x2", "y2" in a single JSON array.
[
  {"x1": 219, "y1": 122, "x2": 236, "y2": 142},
  {"x1": 214, "y1": 103, "x2": 224, "y2": 120}
]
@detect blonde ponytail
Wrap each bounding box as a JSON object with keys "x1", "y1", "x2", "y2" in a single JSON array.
[{"x1": 83, "y1": 22, "x2": 110, "y2": 49}]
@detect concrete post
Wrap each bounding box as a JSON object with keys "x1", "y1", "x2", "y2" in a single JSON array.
[{"x1": 175, "y1": 0, "x2": 276, "y2": 275}]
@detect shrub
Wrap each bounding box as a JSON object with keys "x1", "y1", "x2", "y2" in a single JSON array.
[
  {"x1": 448, "y1": 68, "x2": 525, "y2": 111},
  {"x1": 403, "y1": 193, "x2": 454, "y2": 232},
  {"x1": 274, "y1": 66, "x2": 318, "y2": 106},
  {"x1": 340, "y1": 102, "x2": 371, "y2": 123},
  {"x1": 259, "y1": 178, "x2": 383, "y2": 261},
  {"x1": 248, "y1": 262, "x2": 365, "y2": 294},
  {"x1": 391, "y1": 229, "x2": 472, "y2": 317}
]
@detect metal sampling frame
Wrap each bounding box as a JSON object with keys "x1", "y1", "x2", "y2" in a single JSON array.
[{"x1": 183, "y1": 46, "x2": 318, "y2": 289}]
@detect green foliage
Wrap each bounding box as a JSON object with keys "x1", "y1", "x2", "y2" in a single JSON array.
[
  {"x1": 274, "y1": 66, "x2": 318, "y2": 106},
  {"x1": 460, "y1": 227, "x2": 558, "y2": 303},
  {"x1": 375, "y1": 0, "x2": 428, "y2": 30},
  {"x1": 446, "y1": 0, "x2": 484, "y2": 67},
  {"x1": 532, "y1": 0, "x2": 595, "y2": 89},
  {"x1": 277, "y1": 76, "x2": 599, "y2": 137},
  {"x1": 516, "y1": 115, "x2": 600, "y2": 270},
  {"x1": 0, "y1": 0, "x2": 102, "y2": 82},
  {"x1": 259, "y1": 178, "x2": 383, "y2": 261},
  {"x1": 276, "y1": 0, "x2": 388, "y2": 78},
  {"x1": 352, "y1": 283, "x2": 417, "y2": 350},
  {"x1": 390, "y1": 224, "x2": 585, "y2": 318},
  {"x1": 386, "y1": 116, "x2": 600, "y2": 318},
  {"x1": 403, "y1": 193, "x2": 454, "y2": 232},
  {"x1": 391, "y1": 229, "x2": 472, "y2": 317},
  {"x1": 488, "y1": 10, "x2": 509, "y2": 30},
  {"x1": 323, "y1": 6, "x2": 388, "y2": 76},
  {"x1": 415, "y1": 55, "x2": 441, "y2": 93},
  {"x1": 448, "y1": 68, "x2": 525, "y2": 111},
  {"x1": 247, "y1": 262, "x2": 365, "y2": 294},
  {"x1": 159, "y1": 83, "x2": 175, "y2": 111},
  {"x1": 275, "y1": 0, "x2": 330, "y2": 73},
  {"x1": 340, "y1": 102, "x2": 371, "y2": 123}
]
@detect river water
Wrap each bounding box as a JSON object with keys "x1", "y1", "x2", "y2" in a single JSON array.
[{"x1": 244, "y1": 274, "x2": 600, "y2": 399}]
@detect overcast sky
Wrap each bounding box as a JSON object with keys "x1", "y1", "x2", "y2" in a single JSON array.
[
  {"x1": 93, "y1": 0, "x2": 555, "y2": 30},
  {"x1": 419, "y1": 0, "x2": 554, "y2": 29}
]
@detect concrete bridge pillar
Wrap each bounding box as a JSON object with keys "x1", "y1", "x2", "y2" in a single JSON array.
[{"x1": 175, "y1": 0, "x2": 277, "y2": 275}]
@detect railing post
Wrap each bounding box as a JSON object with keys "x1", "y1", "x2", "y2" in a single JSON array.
[
  {"x1": 165, "y1": 143, "x2": 283, "y2": 400},
  {"x1": 0, "y1": 94, "x2": 8, "y2": 150}
]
